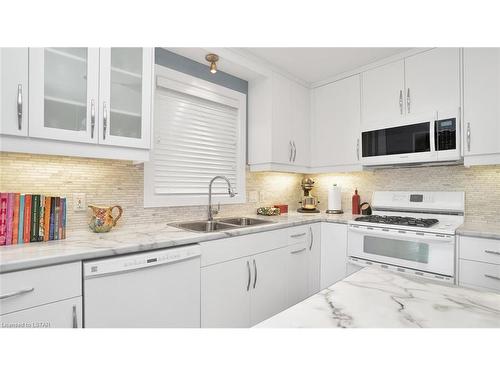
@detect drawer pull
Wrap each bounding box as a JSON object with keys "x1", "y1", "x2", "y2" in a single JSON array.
[
  {"x1": 290, "y1": 248, "x2": 307, "y2": 254},
  {"x1": 0, "y1": 287, "x2": 35, "y2": 300},
  {"x1": 484, "y1": 274, "x2": 500, "y2": 281},
  {"x1": 485, "y1": 250, "x2": 500, "y2": 256},
  {"x1": 290, "y1": 233, "x2": 306, "y2": 238}
]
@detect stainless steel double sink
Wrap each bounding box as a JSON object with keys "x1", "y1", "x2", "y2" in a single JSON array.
[{"x1": 169, "y1": 217, "x2": 274, "y2": 233}]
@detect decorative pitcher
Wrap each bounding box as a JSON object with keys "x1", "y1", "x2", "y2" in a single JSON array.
[{"x1": 88, "y1": 205, "x2": 123, "y2": 233}]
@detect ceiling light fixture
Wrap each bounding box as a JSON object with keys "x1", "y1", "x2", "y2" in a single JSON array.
[{"x1": 205, "y1": 53, "x2": 219, "y2": 74}]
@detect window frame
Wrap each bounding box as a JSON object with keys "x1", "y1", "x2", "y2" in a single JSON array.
[{"x1": 144, "y1": 65, "x2": 247, "y2": 208}]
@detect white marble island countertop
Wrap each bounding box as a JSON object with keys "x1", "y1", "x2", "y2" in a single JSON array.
[{"x1": 255, "y1": 267, "x2": 500, "y2": 328}]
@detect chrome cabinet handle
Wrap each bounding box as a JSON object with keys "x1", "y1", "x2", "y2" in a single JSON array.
[
  {"x1": 292, "y1": 141, "x2": 297, "y2": 162},
  {"x1": 246, "y1": 261, "x2": 251, "y2": 291},
  {"x1": 309, "y1": 226, "x2": 313, "y2": 251},
  {"x1": 399, "y1": 90, "x2": 403, "y2": 114},
  {"x1": 290, "y1": 232, "x2": 306, "y2": 238},
  {"x1": 253, "y1": 259, "x2": 257, "y2": 289},
  {"x1": 406, "y1": 88, "x2": 411, "y2": 113},
  {"x1": 485, "y1": 250, "x2": 500, "y2": 256},
  {"x1": 0, "y1": 287, "x2": 34, "y2": 300},
  {"x1": 291, "y1": 247, "x2": 306, "y2": 254},
  {"x1": 17, "y1": 84, "x2": 23, "y2": 130},
  {"x1": 72, "y1": 305, "x2": 78, "y2": 328},
  {"x1": 356, "y1": 138, "x2": 360, "y2": 160},
  {"x1": 90, "y1": 99, "x2": 95, "y2": 138},
  {"x1": 103, "y1": 101, "x2": 108, "y2": 140},
  {"x1": 289, "y1": 141, "x2": 293, "y2": 162},
  {"x1": 484, "y1": 274, "x2": 500, "y2": 281},
  {"x1": 467, "y1": 122, "x2": 471, "y2": 152}
]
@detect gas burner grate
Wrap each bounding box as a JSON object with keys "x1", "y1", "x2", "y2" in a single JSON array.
[{"x1": 354, "y1": 215, "x2": 439, "y2": 228}]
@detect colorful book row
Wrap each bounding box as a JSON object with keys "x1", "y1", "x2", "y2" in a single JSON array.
[{"x1": 0, "y1": 193, "x2": 67, "y2": 246}]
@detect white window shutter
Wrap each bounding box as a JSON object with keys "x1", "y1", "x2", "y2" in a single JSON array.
[{"x1": 144, "y1": 66, "x2": 247, "y2": 207}]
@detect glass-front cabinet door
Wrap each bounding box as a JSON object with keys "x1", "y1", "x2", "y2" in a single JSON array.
[
  {"x1": 98, "y1": 48, "x2": 152, "y2": 149},
  {"x1": 28, "y1": 48, "x2": 100, "y2": 143}
]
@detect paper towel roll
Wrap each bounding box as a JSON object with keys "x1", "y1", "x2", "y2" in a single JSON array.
[{"x1": 328, "y1": 185, "x2": 342, "y2": 212}]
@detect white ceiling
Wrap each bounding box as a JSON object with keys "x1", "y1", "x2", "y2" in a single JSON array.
[{"x1": 245, "y1": 47, "x2": 411, "y2": 83}]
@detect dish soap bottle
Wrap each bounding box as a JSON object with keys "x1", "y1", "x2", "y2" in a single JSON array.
[{"x1": 352, "y1": 189, "x2": 361, "y2": 215}]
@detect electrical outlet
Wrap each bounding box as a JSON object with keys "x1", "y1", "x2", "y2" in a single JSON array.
[{"x1": 73, "y1": 193, "x2": 86, "y2": 211}]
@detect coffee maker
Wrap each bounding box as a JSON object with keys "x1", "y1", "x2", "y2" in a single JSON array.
[{"x1": 297, "y1": 178, "x2": 320, "y2": 213}]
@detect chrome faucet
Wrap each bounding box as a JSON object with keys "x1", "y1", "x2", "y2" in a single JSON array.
[{"x1": 208, "y1": 175, "x2": 235, "y2": 221}]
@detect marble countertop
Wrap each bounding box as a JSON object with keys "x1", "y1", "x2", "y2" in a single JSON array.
[
  {"x1": 0, "y1": 212, "x2": 356, "y2": 273},
  {"x1": 456, "y1": 222, "x2": 500, "y2": 240},
  {"x1": 255, "y1": 267, "x2": 500, "y2": 328}
]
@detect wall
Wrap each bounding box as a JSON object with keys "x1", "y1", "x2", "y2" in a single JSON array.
[
  {"x1": 0, "y1": 152, "x2": 303, "y2": 234},
  {"x1": 307, "y1": 164, "x2": 500, "y2": 224}
]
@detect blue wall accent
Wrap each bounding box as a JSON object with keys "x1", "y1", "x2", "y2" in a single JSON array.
[{"x1": 155, "y1": 48, "x2": 248, "y2": 94}]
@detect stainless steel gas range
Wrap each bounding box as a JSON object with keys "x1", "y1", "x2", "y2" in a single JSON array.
[{"x1": 347, "y1": 191, "x2": 465, "y2": 283}]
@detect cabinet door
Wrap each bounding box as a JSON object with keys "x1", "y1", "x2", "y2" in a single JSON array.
[
  {"x1": 404, "y1": 48, "x2": 460, "y2": 116},
  {"x1": 308, "y1": 223, "x2": 321, "y2": 295},
  {"x1": 0, "y1": 48, "x2": 28, "y2": 136},
  {"x1": 290, "y1": 80, "x2": 310, "y2": 166},
  {"x1": 0, "y1": 297, "x2": 82, "y2": 328},
  {"x1": 98, "y1": 48, "x2": 152, "y2": 148},
  {"x1": 28, "y1": 48, "x2": 100, "y2": 143},
  {"x1": 362, "y1": 60, "x2": 404, "y2": 129},
  {"x1": 201, "y1": 257, "x2": 251, "y2": 328},
  {"x1": 285, "y1": 244, "x2": 310, "y2": 307},
  {"x1": 463, "y1": 48, "x2": 500, "y2": 156},
  {"x1": 271, "y1": 72, "x2": 294, "y2": 164},
  {"x1": 250, "y1": 248, "x2": 288, "y2": 326},
  {"x1": 312, "y1": 75, "x2": 361, "y2": 168},
  {"x1": 320, "y1": 223, "x2": 348, "y2": 289}
]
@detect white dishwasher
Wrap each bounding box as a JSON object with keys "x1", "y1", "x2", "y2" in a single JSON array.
[{"x1": 83, "y1": 245, "x2": 201, "y2": 328}]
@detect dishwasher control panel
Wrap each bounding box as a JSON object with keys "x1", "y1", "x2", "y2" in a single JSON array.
[{"x1": 83, "y1": 244, "x2": 201, "y2": 279}]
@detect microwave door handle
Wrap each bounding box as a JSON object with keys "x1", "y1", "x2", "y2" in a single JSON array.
[{"x1": 349, "y1": 226, "x2": 453, "y2": 243}]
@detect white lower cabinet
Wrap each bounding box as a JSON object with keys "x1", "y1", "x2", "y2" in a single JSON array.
[
  {"x1": 250, "y1": 248, "x2": 288, "y2": 325},
  {"x1": 201, "y1": 257, "x2": 252, "y2": 328},
  {"x1": 320, "y1": 222, "x2": 348, "y2": 289},
  {"x1": 201, "y1": 224, "x2": 325, "y2": 327},
  {"x1": 285, "y1": 243, "x2": 310, "y2": 308},
  {"x1": 201, "y1": 247, "x2": 288, "y2": 328},
  {"x1": 1, "y1": 297, "x2": 82, "y2": 328},
  {"x1": 459, "y1": 235, "x2": 500, "y2": 293},
  {"x1": 0, "y1": 262, "x2": 82, "y2": 328}
]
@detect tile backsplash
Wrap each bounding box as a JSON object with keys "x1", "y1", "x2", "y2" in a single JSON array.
[
  {"x1": 0, "y1": 152, "x2": 304, "y2": 234},
  {"x1": 1, "y1": 152, "x2": 500, "y2": 235},
  {"x1": 307, "y1": 164, "x2": 500, "y2": 224}
]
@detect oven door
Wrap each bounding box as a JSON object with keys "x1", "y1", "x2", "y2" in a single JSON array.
[{"x1": 348, "y1": 225, "x2": 455, "y2": 277}]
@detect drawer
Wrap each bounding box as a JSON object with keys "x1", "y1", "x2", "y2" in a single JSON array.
[
  {"x1": 287, "y1": 225, "x2": 311, "y2": 245},
  {"x1": 459, "y1": 259, "x2": 500, "y2": 293},
  {"x1": 460, "y1": 236, "x2": 500, "y2": 265},
  {"x1": 0, "y1": 262, "x2": 82, "y2": 315}
]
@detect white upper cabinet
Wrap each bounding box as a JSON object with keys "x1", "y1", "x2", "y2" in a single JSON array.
[
  {"x1": 248, "y1": 72, "x2": 310, "y2": 171},
  {"x1": 463, "y1": 48, "x2": 500, "y2": 160},
  {"x1": 311, "y1": 75, "x2": 361, "y2": 170},
  {"x1": 361, "y1": 59, "x2": 405, "y2": 129},
  {"x1": 362, "y1": 48, "x2": 460, "y2": 129},
  {"x1": 404, "y1": 48, "x2": 460, "y2": 117},
  {"x1": 29, "y1": 48, "x2": 100, "y2": 143},
  {"x1": 0, "y1": 48, "x2": 29, "y2": 137},
  {"x1": 98, "y1": 48, "x2": 152, "y2": 149}
]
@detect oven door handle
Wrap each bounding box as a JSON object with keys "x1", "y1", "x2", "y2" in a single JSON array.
[{"x1": 349, "y1": 226, "x2": 454, "y2": 243}]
